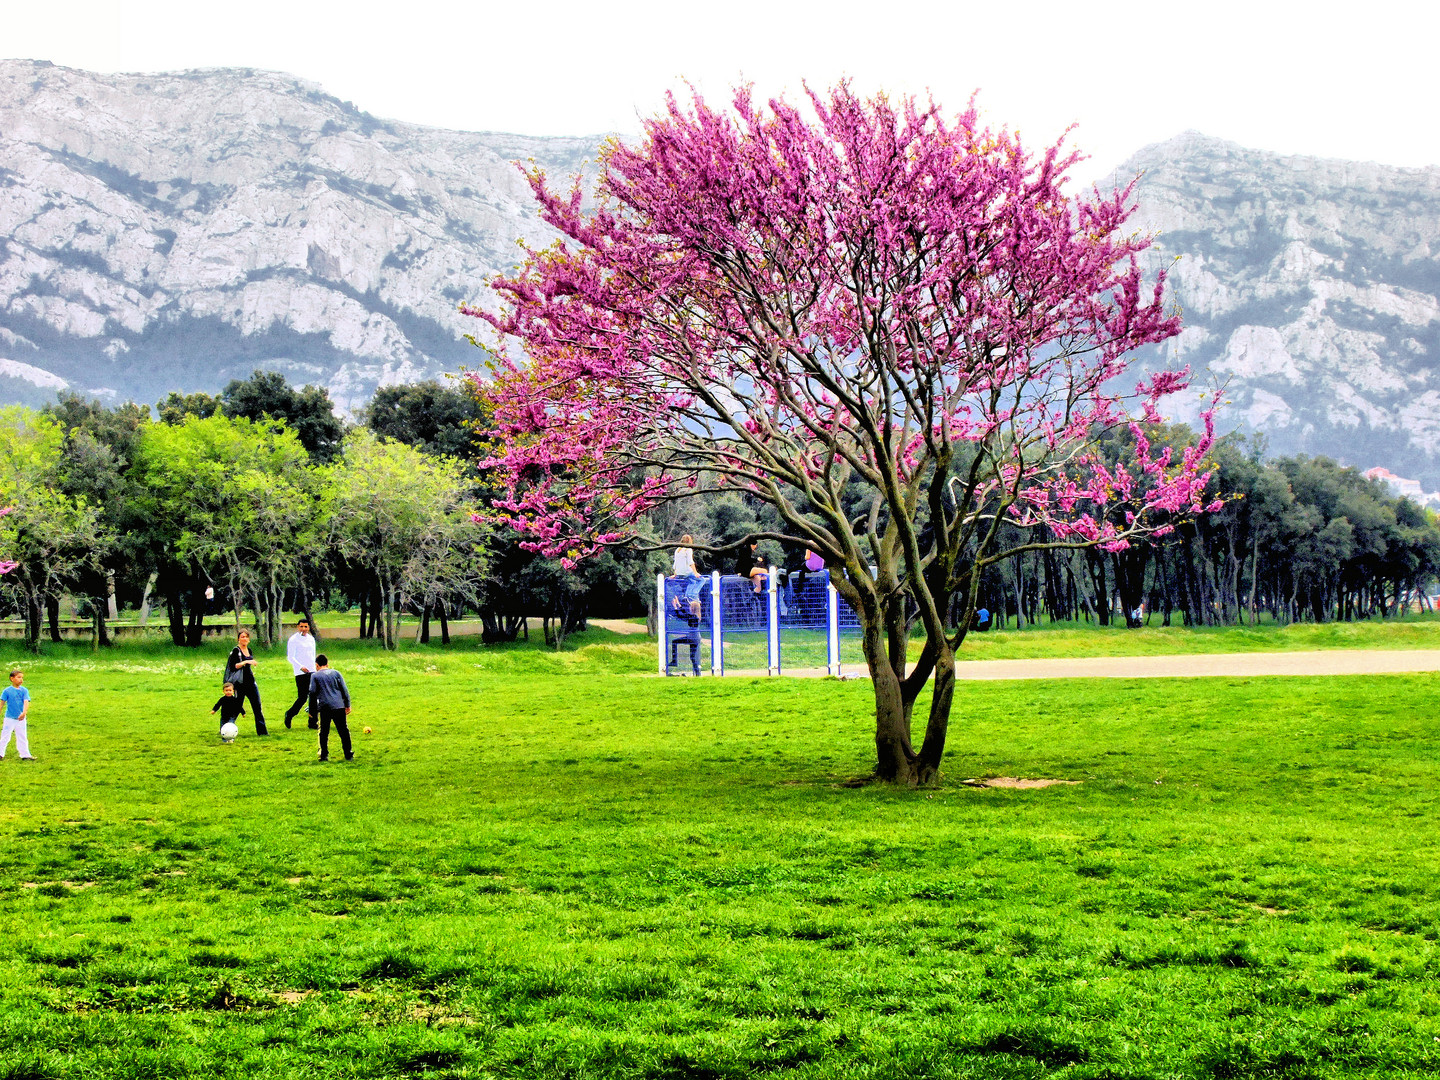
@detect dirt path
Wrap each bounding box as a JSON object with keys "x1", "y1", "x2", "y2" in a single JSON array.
[
  {"x1": 713, "y1": 649, "x2": 1440, "y2": 681},
  {"x1": 589, "y1": 618, "x2": 649, "y2": 635}
]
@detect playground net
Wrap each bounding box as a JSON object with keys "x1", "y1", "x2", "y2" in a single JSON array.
[{"x1": 659, "y1": 570, "x2": 865, "y2": 676}]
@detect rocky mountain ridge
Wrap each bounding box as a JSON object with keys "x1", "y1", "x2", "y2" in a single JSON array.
[
  {"x1": 2, "y1": 64, "x2": 1439, "y2": 478},
  {"x1": 1122, "y1": 131, "x2": 1440, "y2": 478},
  {"x1": 0, "y1": 59, "x2": 599, "y2": 411}
]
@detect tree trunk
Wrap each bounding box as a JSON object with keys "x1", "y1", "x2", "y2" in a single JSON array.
[
  {"x1": 913, "y1": 646, "x2": 956, "y2": 784},
  {"x1": 1085, "y1": 550, "x2": 1111, "y2": 625},
  {"x1": 247, "y1": 587, "x2": 267, "y2": 646},
  {"x1": 139, "y1": 571, "x2": 157, "y2": 627},
  {"x1": 1010, "y1": 559, "x2": 1024, "y2": 630},
  {"x1": 186, "y1": 574, "x2": 206, "y2": 647},
  {"x1": 166, "y1": 581, "x2": 186, "y2": 646},
  {"x1": 300, "y1": 587, "x2": 319, "y2": 642},
  {"x1": 419, "y1": 603, "x2": 431, "y2": 644},
  {"x1": 1113, "y1": 544, "x2": 1150, "y2": 628},
  {"x1": 437, "y1": 598, "x2": 450, "y2": 645},
  {"x1": 46, "y1": 596, "x2": 61, "y2": 644},
  {"x1": 93, "y1": 601, "x2": 110, "y2": 648},
  {"x1": 1247, "y1": 533, "x2": 1260, "y2": 625},
  {"x1": 869, "y1": 666, "x2": 917, "y2": 784},
  {"x1": 854, "y1": 591, "x2": 927, "y2": 784},
  {"x1": 382, "y1": 576, "x2": 397, "y2": 650},
  {"x1": 268, "y1": 582, "x2": 281, "y2": 646},
  {"x1": 25, "y1": 593, "x2": 42, "y2": 654}
]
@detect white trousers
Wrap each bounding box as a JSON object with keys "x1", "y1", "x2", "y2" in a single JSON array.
[{"x1": 0, "y1": 716, "x2": 29, "y2": 758}]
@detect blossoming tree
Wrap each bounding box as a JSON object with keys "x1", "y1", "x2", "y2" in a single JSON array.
[{"x1": 469, "y1": 85, "x2": 1219, "y2": 785}]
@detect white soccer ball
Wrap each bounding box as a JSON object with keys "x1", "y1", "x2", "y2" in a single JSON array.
[{"x1": 219, "y1": 722, "x2": 239, "y2": 743}]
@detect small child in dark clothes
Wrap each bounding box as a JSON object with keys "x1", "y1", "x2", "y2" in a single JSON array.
[
  {"x1": 211, "y1": 681, "x2": 246, "y2": 735},
  {"x1": 668, "y1": 597, "x2": 703, "y2": 676}
]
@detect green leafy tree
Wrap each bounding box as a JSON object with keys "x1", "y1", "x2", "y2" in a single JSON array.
[
  {"x1": 156, "y1": 391, "x2": 220, "y2": 425},
  {"x1": 44, "y1": 394, "x2": 153, "y2": 640},
  {"x1": 220, "y1": 370, "x2": 346, "y2": 464},
  {"x1": 0, "y1": 408, "x2": 109, "y2": 651},
  {"x1": 135, "y1": 414, "x2": 320, "y2": 646},
  {"x1": 362, "y1": 380, "x2": 487, "y2": 460},
  {"x1": 327, "y1": 430, "x2": 482, "y2": 650}
]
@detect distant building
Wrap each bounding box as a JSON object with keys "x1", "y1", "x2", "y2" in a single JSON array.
[{"x1": 1365, "y1": 467, "x2": 1440, "y2": 511}]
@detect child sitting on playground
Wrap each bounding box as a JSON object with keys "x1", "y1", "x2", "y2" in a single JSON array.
[
  {"x1": 673, "y1": 534, "x2": 705, "y2": 602},
  {"x1": 736, "y1": 541, "x2": 770, "y2": 594}
]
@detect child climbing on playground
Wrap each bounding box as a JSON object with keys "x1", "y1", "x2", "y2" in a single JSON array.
[{"x1": 668, "y1": 595, "x2": 703, "y2": 676}]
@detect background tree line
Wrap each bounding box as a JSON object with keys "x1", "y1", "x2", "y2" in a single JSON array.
[
  {"x1": 0, "y1": 372, "x2": 658, "y2": 653},
  {"x1": 0, "y1": 370, "x2": 1434, "y2": 652},
  {"x1": 618, "y1": 425, "x2": 1440, "y2": 634},
  {"x1": 969, "y1": 427, "x2": 1440, "y2": 630}
]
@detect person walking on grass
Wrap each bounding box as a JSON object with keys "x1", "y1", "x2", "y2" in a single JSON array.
[
  {"x1": 211, "y1": 681, "x2": 246, "y2": 739},
  {"x1": 283, "y1": 618, "x2": 317, "y2": 730},
  {"x1": 0, "y1": 669, "x2": 34, "y2": 761},
  {"x1": 307, "y1": 654, "x2": 353, "y2": 762},
  {"x1": 224, "y1": 629, "x2": 268, "y2": 736}
]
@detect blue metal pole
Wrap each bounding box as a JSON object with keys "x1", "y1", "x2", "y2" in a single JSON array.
[
  {"x1": 710, "y1": 570, "x2": 722, "y2": 676},
  {"x1": 827, "y1": 573, "x2": 840, "y2": 677},
  {"x1": 656, "y1": 573, "x2": 666, "y2": 676}
]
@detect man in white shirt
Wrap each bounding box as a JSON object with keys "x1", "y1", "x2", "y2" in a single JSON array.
[{"x1": 283, "y1": 619, "x2": 318, "y2": 730}]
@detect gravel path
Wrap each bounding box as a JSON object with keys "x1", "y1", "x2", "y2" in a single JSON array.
[{"x1": 712, "y1": 649, "x2": 1440, "y2": 681}]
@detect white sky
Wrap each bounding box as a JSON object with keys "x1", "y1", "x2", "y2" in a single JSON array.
[{"x1": 8, "y1": 0, "x2": 1438, "y2": 182}]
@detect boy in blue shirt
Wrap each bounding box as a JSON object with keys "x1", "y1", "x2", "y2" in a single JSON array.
[
  {"x1": 1, "y1": 669, "x2": 34, "y2": 760},
  {"x1": 306, "y1": 654, "x2": 353, "y2": 762}
]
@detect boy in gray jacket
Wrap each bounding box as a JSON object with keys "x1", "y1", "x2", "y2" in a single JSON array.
[{"x1": 306, "y1": 654, "x2": 353, "y2": 762}]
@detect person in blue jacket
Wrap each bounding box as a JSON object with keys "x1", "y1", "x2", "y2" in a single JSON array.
[
  {"x1": 307, "y1": 654, "x2": 353, "y2": 762},
  {"x1": 668, "y1": 596, "x2": 703, "y2": 676}
]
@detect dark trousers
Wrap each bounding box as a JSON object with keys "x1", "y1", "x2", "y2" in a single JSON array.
[
  {"x1": 317, "y1": 707, "x2": 351, "y2": 760},
  {"x1": 669, "y1": 631, "x2": 701, "y2": 675},
  {"x1": 239, "y1": 680, "x2": 267, "y2": 735},
  {"x1": 285, "y1": 673, "x2": 312, "y2": 725}
]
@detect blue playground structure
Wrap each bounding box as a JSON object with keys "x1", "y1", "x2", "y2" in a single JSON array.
[{"x1": 659, "y1": 569, "x2": 862, "y2": 676}]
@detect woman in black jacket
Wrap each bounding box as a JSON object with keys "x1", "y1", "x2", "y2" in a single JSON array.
[
  {"x1": 735, "y1": 541, "x2": 770, "y2": 594},
  {"x1": 224, "y1": 629, "x2": 268, "y2": 735}
]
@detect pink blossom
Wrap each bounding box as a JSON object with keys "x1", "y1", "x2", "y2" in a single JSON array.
[{"x1": 466, "y1": 84, "x2": 1213, "y2": 565}]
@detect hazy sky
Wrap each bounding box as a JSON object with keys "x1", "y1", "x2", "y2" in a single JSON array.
[{"x1": 8, "y1": 0, "x2": 1436, "y2": 181}]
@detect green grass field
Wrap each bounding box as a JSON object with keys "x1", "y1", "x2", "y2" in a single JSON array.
[
  {"x1": 710, "y1": 614, "x2": 1440, "y2": 672},
  {"x1": 2, "y1": 627, "x2": 1438, "y2": 1078}
]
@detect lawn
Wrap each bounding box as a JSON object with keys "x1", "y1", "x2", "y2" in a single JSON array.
[
  {"x1": 706, "y1": 614, "x2": 1440, "y2": 672},
  {"x1": 954, "y1": 613, "x2": 1440, "y2": 660},
  {"x1": 1, "y1": 629, "x2": 1438, "y2": 1078}
]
